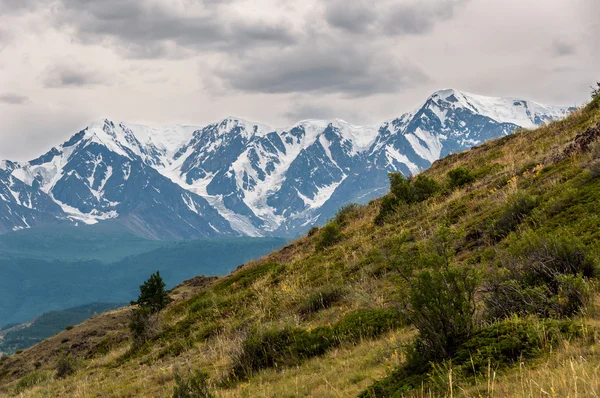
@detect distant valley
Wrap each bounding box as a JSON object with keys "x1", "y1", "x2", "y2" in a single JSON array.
[{"x1": 0, "y1": 223, "x2": 285, "y2": 327}]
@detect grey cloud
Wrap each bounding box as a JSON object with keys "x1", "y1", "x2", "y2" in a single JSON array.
[
  {"x1": 0, "y1": 0, "x2": 44, "y2": 13},
  {"x1": 382, "y1": 0, "x2": 466, "y2": 36},
  {"x1": 0, "y1": 93, "x2": 29, "y2": 104},
  {"x1": 552, "y1": 40, "x2": 576, "y2": 57},
  {"x1": 324, "y1": 0, "x2": 376, "y2": 34},
  {"x1": 323, "y1": 0, "x2": 468, "y2": 37},
  {"x1": 43, "y1": 63, "x2": 106, "y2": 88},
  {"x1": 52, "y1": 0, "x2": 296, "y2": 58},
  {"x1": 213, "y1": 37, "x2": 429, "y2": 97}
]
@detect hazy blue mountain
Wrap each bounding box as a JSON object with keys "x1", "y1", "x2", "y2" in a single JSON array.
[
  {"x1": 0, "y1": 303, "x2": 124, "y2": 354},
  {"x1": 0, "y1": 225, "x2": 286, "y2": 326},
  {"x1": 0, "y1": 89, "x2": 573, "y2": 238}
]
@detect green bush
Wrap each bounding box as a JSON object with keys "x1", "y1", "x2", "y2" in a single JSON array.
[
  {"x1": 389, "y1": 173, "x2": 415, "y2": 203},
  {"x1": 488, "y1": 193, "x2": 537, "y2": 241},
  {"x1": 484, "y1": 231, "x2": 596, "y2": 320},
  {"x1": 129, "y1": 307, "x2": 159, "y2": 349},
  {"x1": 229, "y1": 309, "x2": 403, "y2": 382},
  {"x1": 591, "y1": 81, "x2": 600, "y2": 99},
  {"x1": 334, "y1": 203, "x2": 362, "y2": 225},
  {"x1": 360, "y1": 318, "x2": 584, "y2": 397},
  {"x1": 374, "y1": 195, "x2": 401, "y2": 226},
  {"x1": 333, "y1": 309, "x2": 404, "y2": 341},
  {"x1": 407, "y1": 265, "x2": 479, "y2": 362},
  {"x1": 15, "y1": 370, "x2": 50, "y2": 393},
  {"x1": 55, "y1": 352, "x2": 76, "y2": 379},
  {"x1": 307, "y1": 226, "x2": 320, "y2": 237},
  {"x1": 412, "y1": 175, "x2": 441, "y2": 201},
  {"x1": 447, "y1": 167, "x2": 476, "y2": 189},
  {"x1": 389, "y1": 173, "x2": 440, "y2": 204},
  {"x1": 315, "y1": 222, "x2": 341, "y2": 250},
  {"x1": 173, "y1": 367, "x2": 214, "y2": 398},
  {"x1": 298, "y1": 287, "x2": 345, "y2": 317}
]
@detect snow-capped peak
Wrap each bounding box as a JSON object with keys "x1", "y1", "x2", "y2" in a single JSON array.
[
  {"x1": 0, "y1": 89, "x2": 574, "y2": 239},
  {"x1": 291, "y1": 118, "x2": 379, "y2": 153},
  {"x1": 426, "y1": 89, "x2": 572, "y2": 129},
  {"x1": 217, "y1": 117, "x2": 273, "y2": 138}
]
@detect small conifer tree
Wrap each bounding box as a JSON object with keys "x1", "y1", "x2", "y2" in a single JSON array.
[
  {"x1": 131, "y1": 271, "x2": 170, "y2": 314},
  {"x1": 129, "y1": 271, "x2": 170, "y2": 348}
]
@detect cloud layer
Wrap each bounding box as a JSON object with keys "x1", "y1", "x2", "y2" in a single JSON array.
[{"x1": 0, "y1": 0, "x2": 597, "y2": 160}]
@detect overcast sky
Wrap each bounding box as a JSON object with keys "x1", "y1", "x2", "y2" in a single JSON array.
[{"x1": 0, "y1": 0, "x2": 598, "y2": 160}]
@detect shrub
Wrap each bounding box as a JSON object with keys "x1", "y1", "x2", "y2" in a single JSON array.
[
  {"x1": 315, "y1": 222, "x2": 341, "y2": 250},
  {"x1": 55, "y1": 352, "x2": 76, "y2": 379},
  {"x1": 128, "y1": 271, "x2": 170, "y2": 350},
  {"x1": 360, "y1": 318, "x2": 583, "y2": 397},
  {"x1": 229, "y1": 309, "x2": 403, "y2": 382},
  {"x1": 374, "y1": 195, "x2": 401, "y2": 226},
  {"x1": 298, "y1": 287, "x2": 344, "y2": 317},
  {"x1": 334, "y1": 203, "x2": 362, "y2": 225},
  {"x1": 588, "y1": 160, "x2": 600, "y2": 179},
  {"x1": 15, "y1": 370, "x2": 50, "y2": 393},
  {"x1": 591, "y1": 81, "x2": 600, "y2": 99},
  {"x1": 484, "y1": 231, "x2": 596, "y2": 320},
  {"x1": 307, "y1": 226, "x2": 320, "y2": 237},
  {"x1": 389, "y1": 173, "x2": 440, "y2": 204},
  {"x1": 333, "y1": 309, "x2": 404, "y2": 341},
  {"x1": 389, "y1": 173, "x2": 416, "y2": 203},
  {"x1": 412, "y1": 175, "x2": 440, "y2": 201},
  {"x1": 65, "y1": 325, "x2": 74, "y2": 331},
  {"x1": 488, "y1": 193, "x2": 537, "y2": 241},
  {"x1": 406, "y1": 265, "x2": 479, "y2": 362},
  {"x1": 131, "y1": 271, "x2": 170, "y2": 314},
  {"x1": 129, "y1": 307, "x2": 159, "y2": 349},
  {"x1": 447, "y1": 167, "x2": 476, "y2": 189},
  {"x1": 173, "y1": 367, "x2": 214, "y2": 398}
]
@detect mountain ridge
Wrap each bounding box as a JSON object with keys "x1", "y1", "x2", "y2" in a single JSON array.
[{"x1": 0, "y1": 89, "x2": 574, "y2": 238}]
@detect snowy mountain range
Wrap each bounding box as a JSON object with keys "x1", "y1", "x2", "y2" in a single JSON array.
[{"x1": 0, "y1": 89, "x2": 574, "y2": 238}]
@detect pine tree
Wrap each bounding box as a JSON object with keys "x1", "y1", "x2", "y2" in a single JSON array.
[
  {"x1": 592, "y1": 82, "x2": 600, "y2": 99},
  {"x1": 132, "y1": 271, "x2": 170, "y2": 314}
]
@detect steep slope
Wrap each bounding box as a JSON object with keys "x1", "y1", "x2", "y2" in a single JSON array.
[
  {"x1": 0, "y1": 90, "x2": 573, "y2": 238},
  {"x1": 9, "y1": 121, "x2": 234, "y2": 239},
  {"x1": 0, "y1": 303, "x2": 124, "y2": 354},
  {"x1": 0, "y1": 94, "x2": 597, "y2": 397},
  {"x1": 0, "y1": 162, "x2": 69, "y2": 234}
]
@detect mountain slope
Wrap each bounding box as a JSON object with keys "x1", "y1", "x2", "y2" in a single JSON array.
[
  {"x1": 0, "y1": 93, "x2": 597, "y2": 397},
  {"x1": 9, "y1": 121, "x2": 234, "y2": 239},
  {"x1": 0, "y1": 163, "x2": 69, "y2": 234},
  {"x1": 0, "y1": 90, "x2": 573, "y2": 238},
  {"x1": 0, "y1": 303, "x2": 124, "y2": 355}
]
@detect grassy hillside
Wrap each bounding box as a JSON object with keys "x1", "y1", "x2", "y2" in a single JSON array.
[
  {"x1": 1, "y1": 95, "x2": 600, "y2": 397},
  {"x1": 0, "y1": 304, "x2": 124, "y2": 355}
]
